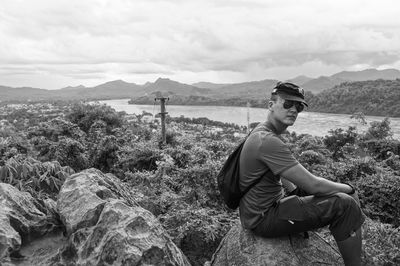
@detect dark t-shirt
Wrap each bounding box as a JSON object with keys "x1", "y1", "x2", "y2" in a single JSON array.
[{"x1": 239, "y1": 122, "x2": 299, "y2": 229}]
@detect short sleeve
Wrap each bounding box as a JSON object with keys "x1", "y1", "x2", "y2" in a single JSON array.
[{"x1": 257, "y1": 133, "x2": 299, "y2": 175}]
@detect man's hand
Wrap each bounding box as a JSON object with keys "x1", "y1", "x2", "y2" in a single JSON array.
[{"x1": 345, "y1": 183, "x2": 361, "y2": 207}]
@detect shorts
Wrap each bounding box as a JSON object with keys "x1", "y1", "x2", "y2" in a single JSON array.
[{"x1": 253, "y1": 192, "x2": 365, "y2": 241}]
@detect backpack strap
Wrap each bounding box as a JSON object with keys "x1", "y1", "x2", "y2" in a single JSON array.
[{"x1": 239, "y1": 126, "x2": 264, "y2": 195}]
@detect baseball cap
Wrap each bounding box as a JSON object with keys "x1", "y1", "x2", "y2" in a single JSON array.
[{"x1": 272, "y1": 82, "x2": 308, "y2": 107}]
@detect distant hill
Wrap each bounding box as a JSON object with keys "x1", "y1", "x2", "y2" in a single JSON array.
[
  {"x1": 301, "y1": 76, "x2": 347, "y2": 94},
  {"x1": 331, "y1": 68, "x2": 400, "y2": 81},
  {"x1": 287, "y1": 75, "x2": 313, "y2": 86},
  {"x1": 191, "y1": 82, "x2": 228, "y2": 89},
  {"x1": 307, "y1": 79, "x2": 400, "y2": 117},
  {"x1": 300, "y1": 68, "x2": 400, "y2": 94},
  {"x1": 1, "y1": 68, "x2": 400, "y2": 114}
]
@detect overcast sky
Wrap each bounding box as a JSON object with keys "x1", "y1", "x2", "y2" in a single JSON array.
[{"x1": 1, "y1": 0, "x2": 400, "y2": 90}]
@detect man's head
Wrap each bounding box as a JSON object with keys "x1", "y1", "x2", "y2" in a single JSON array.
[
  {"x1": 267, "y1": 82, "x2": 308, "y2": 131},
  {"x1": 271, "y1": 82, "x2": 308, "y2": 108}
]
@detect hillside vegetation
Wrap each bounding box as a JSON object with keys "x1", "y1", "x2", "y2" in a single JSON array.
[
  {"x1": 307, "y1": 79, "x2": 400, "y2": 117},
  {"x1": 0, "y1": 102, "x2": 399, "y2": 265}
]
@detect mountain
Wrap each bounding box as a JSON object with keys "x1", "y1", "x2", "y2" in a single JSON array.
[
  {"x1": 307, "y1": 79, "x2": 400, "y2": 117},
  {"x1": 60, "y1": 85, "x2": 87, "y2": 90},
  {"x1": 0, "y1": 86, "x2": 52, "y2": 101},
  {"x1": 301, "y1": 68, "x2": 400, "y2": 94},
  {"x1": 301, "y1": 76, "x2": 347, "y2": 94},
  {"x1": 332, "y1": 68, "x2": 400, "y2": 81},
  {"x1": 1, "y1": 68, "x2": 400, "y2": 104},
  {"x1": 208, "y1": 79, "x2": 278, "y2": 99},
  {"x1": 191, "y1": 82, "x2": 230, "y2": 89},
  {"x1": 287, "y1": 75, "x2": 313, "y2": 86},
  {"x1": 145, "y1": 78, "x2": 212, "y2": 96}
]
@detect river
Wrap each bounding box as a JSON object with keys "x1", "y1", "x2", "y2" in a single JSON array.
[{"x1": 98, "y1": 99, "x2": 400, "y2": 139}]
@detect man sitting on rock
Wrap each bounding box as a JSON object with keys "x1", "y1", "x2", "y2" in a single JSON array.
[{"x1": 239, "y1": 82, "x2": 365, "y2": 266}]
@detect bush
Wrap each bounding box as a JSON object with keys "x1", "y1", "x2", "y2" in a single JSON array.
[
  {"x1": 361, "y1": 138, "x2": 400, "y2": 160},
  {"x1": 89, "y1": 135, "x2": 120, "y2": 173},
  {"x1": 116, "y1": 142, "x2": 161, "y2": 174},
  {"x1": 66, "y1": 103, "x2": 124, "y2": 133},
  {"x1": 49, "y1": 137, "x2": 88, "y2": 171},
  {"x1": 362, "y1": 218, "x2": 400, "y2": 265},
  {"x1": 298, "y1": 150, "x2": 326, "y2": 166},
  {"x1": 364, "y1": 117, "x2": 393, "y2": 140},
  {"x1": 0, "y1": 155, "x2": 74, "y2": 199},
  {"x1": 358, "y1": 173, "x2": 400, "y2": 226},
  {"x1": 324, "y1": 126, "x2": 358, "y2": 159},
  {"x1": 159, "y1": 207, "x2": 235, "y2": 266}
]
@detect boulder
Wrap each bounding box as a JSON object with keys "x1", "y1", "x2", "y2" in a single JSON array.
[
  {"x1": 56, "y1": 168, "x2": 190, "y2": 265},
  {"x1": 0, "y1": 183, "x2": 56, "y2": 259},
  {"x1": 210, "y1": 224, "x2": 343, "y2": 266}
]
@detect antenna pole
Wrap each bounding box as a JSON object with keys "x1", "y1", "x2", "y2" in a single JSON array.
[{"x1": 154, "y1": 97, "x2": 169, "y2": 145}]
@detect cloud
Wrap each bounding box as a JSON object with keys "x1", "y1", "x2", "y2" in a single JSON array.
[{"x1": 1, "y1": 0, "x2": 400, "y2": 89}]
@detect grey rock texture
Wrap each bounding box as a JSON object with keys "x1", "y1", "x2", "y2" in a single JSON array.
[
  {"x1": 0, "y1": 183, "x2": 54, "y2": 259},
  {"x1": 211, "y1": 224, "x2": 343, "y2": 266},
  {"x1": 56, "y1": 168, "x2": 190, "y2": 265}
]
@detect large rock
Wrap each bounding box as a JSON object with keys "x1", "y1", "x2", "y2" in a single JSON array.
[
  {"x1": 56, "y1": 168, "x2": 190, "y2": 265},
  {"x1": 0, "y1": 183, "x2": 56, "y2": 259},
  {"x1": 210, "y1": 224, "x2": 343, "y2": 266}
]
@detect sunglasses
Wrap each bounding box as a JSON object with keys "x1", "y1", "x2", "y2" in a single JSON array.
[{"x1": 283, "y1": 100, "x2": 304, "y2": 113}]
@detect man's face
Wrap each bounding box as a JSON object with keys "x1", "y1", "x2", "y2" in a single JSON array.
[{"x1": 269, "y1": 96, "x2": 302, "y2": 126}]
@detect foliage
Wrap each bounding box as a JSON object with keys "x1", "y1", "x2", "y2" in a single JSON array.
[
  {"x1": 307, "y1": 79, "x2": 400, "y2": 117},
  {"x1": 115, "y1": 141, "x2": 161, "y2": 175},
  {"x1": 27, "y1": 118, "x2": 86, "y2": 142},
  {"x1": 159, "y1": 207, "x2": 236, "y2": 266},
  {"x1": 1, "y1": 101, "x2": 400, "y2": 264},
  {"x1": 358, "y1": 173, "x2": 400, "y2": 226},
  {"x1": 364, "y1": 117, "x2": 393, "y2": 140},
  {"x1": 0, "y1": 155, "x2": 74, "y2": 199},
  {"x1": 323, "y1": 126, "x2": 358, "y2": 159},
  {"x1": 49, "y1": 137, "x2": 88, "y2": 171},
  {"x1": 66, "y1": 102, "x2": 125, "y2": 133},
  {"x1": 362, "y1": 218, "x2": 400, "y2": 265}
]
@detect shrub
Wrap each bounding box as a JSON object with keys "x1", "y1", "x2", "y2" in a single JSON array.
[
  {"x1": 364, "y1": 117, "x2": 393, "y2": 140},
  {"x1": 116, "y1": 142, "x2": 161, "y2": 174},
  {"x1": 49, "y1": 137, "x2": 88, "y2": 171},
  {"x1": 66, "y1": 103, "x2": 124, "y2": 133},
  {"x1": 0, "y1": 155, "x2": 74, "y2": 199},
  {"x1": 298, "y1": 150, "x2": 326, "y2": 166},
  {"x1": 324, "y1": 126, "x2": 358, "y2": 159},
  {"x1": 358, "y1": 173, "x2": 400, "y2": 226},
  {"x1": 362, "y1": 218, "x2": 400, "y2": 265},
  {"x1": 329, "y1": 157, "x2": 377, "y2": 182},
  {"x1": 360, "y1": 138, "x2": 400, "y2": 160},
  {"x1": 165, "y1": 147, "x2": 192, "y2": 168},
  {"x1": 159, "y1": 207, "x2": 236, "y2": 266},
  {"x1": 89, "y1": 135, "x2": 120, "y2": 173}
]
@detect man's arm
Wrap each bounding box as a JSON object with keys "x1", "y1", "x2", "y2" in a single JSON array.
[{"x1": 280, "y1": 163, "x2": 353, "y2": 195}]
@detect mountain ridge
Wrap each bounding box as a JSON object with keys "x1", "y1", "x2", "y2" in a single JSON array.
[{"x1": 1, "y1": 68, "x2": 400, "y2": 102}]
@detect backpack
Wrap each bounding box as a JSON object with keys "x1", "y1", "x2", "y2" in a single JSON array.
[{"x1": 217, "y1": 134, "x2": 262, "y2": 209}]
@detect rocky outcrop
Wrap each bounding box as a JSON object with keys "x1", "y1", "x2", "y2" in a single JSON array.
[
  {"x1": 55, "y1": 168, "x2": 190, "y2": 265},
  {"x1": 211, "y1": 224, "x2": 343, "y2": 266},
  {"x1": 0, "y1": 183, "x2": 57, "y2": 259}
]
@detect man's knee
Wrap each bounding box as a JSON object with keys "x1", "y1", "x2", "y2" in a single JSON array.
[
  {"x1": 333, "y1": 192, "x2": 360, "y2": 212},
  {"x1": 329, "y1": 192, "x2": 365, "y2": 241}
]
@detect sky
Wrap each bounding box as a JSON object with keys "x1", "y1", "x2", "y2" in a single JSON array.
[{"x1": 1, "y1": 0, "x2": 400, "y2": 90}]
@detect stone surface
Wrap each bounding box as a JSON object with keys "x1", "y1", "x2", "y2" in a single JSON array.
[
  {"x1": 0, "y1": 183, "x2": 55, "y2": 260},
  {"x1": 210, "y1": 224, "x2": 343, "y2": 266},
  {"x1": 56, "y1": 168, "x2": 190, "y2": 266},
  {"x1": 57, "y1": 168, "x2": 140, "y2": 235}
]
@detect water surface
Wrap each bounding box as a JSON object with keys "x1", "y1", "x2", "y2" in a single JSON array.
[{"x1": 98, "y1": 99, "x2": 400, "y2": 139}]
